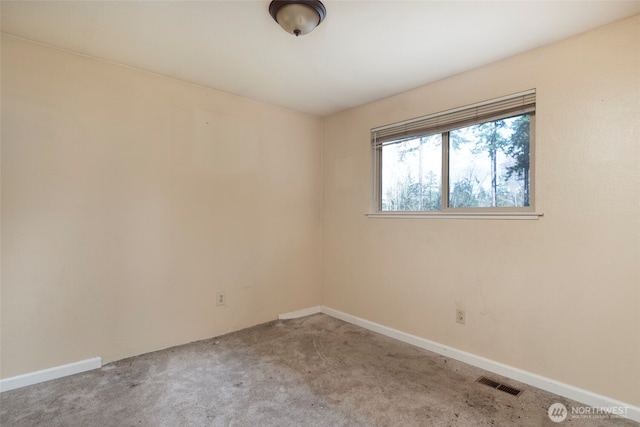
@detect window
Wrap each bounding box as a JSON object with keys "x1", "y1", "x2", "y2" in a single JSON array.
[{"x1": 371, "y1": 90, "x2": 539, "y2": 218}]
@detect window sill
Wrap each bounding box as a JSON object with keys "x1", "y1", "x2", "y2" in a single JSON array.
[{"x1": 366, "y1": 211, "x2": 543, "y2": 220}]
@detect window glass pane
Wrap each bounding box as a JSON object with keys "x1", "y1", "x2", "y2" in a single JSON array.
[
  {"x1": 381, "y1": 134, "x2": 442, "y2": 211},
  {"x1": 448, "y1": 114, "x2": 530, "y2": 208}
]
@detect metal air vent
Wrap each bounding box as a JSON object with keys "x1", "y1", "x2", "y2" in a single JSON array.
[{"x1": 477, "y1": 376, "x2": 523, "y2": 397}]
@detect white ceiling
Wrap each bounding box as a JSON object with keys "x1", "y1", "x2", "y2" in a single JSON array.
[{"x1": 2, "y1": 1, "x2": 639, "y2": 116}]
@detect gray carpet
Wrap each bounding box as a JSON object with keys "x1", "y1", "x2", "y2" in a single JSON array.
[{"x1": 1, "y1": 314, "x2": 637, "y2": 426}]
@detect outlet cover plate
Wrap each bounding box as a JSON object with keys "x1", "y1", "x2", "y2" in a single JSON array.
[{"x1": 216, "y1": 292, "x2": 226, "y2": 306}]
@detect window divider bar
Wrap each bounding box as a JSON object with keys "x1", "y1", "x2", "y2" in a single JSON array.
[{"x1": 442, "y1": 132, "x2": 450, "y2": 211}]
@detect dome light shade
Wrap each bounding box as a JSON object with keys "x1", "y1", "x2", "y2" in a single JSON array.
[{"x1": 269, "y1": 1, "x2": 326, "y2": 37}]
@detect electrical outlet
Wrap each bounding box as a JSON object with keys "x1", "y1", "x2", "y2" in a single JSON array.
[
  {"x1": 456, "y1": 308, "x2": 466, "y2": 325},
  {"x1": 216, "y1": 291, "x2": 226, "y2": 307}
]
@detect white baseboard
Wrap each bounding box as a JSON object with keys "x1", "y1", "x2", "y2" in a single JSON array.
[
  {"x1": 319, "y1": 306, "x2": 640, "y2": 423},
  {"x1": 0, "y1": 357, "x2": 102, "y2": 393},
  {"x1": 278, "y1": 305, "x2": 322, "y2": 320}
]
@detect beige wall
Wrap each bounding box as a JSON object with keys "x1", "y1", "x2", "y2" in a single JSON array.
[
  {"x1": 1, "y1": 36, "x2": 322, "y2": 377},
  {"x1": 322, "y1": 15, "x2": 640, "y2": 406},
  {"x1": 1, "y1": 15, "x2": 639, "y2": 409}
]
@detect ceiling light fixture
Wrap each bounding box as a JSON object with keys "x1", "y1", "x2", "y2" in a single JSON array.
[{"x1": 269, "y1": 0, "x2": 326, "y2": 37}]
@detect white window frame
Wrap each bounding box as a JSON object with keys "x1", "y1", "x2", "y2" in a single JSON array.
[{"x1": 368, "y1": 90, "x2": 543, "y2": 220}]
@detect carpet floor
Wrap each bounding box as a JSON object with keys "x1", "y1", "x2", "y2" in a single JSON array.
[{"x1": 1, "y1": 314, "x2": 637, "y2": 426}]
